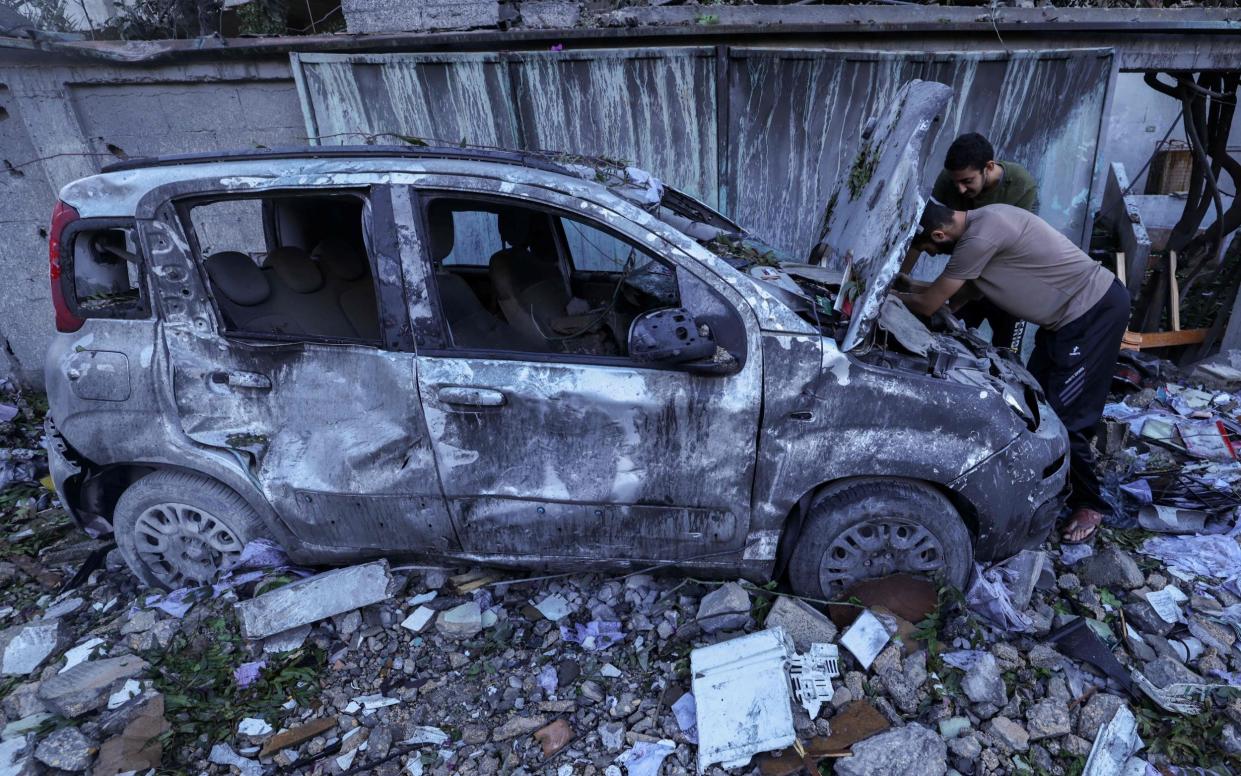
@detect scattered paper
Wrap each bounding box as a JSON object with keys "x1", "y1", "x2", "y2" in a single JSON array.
[
  {"x1": 534, "y1": 594, "x2": 572, "y2": 621},
  {"x1": 1145, "y1": 586, "x2": 1188, "y2": 624},
  {"x1": 560, "y1": 621, "x2": 623, "y2": 651},
  {"x1": 238, "y1": 717, "x2": 272, "y2": 736},
  {"x1": 671, "y1": 692, "x2": 698, "y2": 744},
  {"x1": 616, "y1": 739, "x2": 676, "y2": 776}
]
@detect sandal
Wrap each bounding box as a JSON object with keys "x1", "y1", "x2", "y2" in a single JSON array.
[{"x1": 1061, "y1": 507, "x2": 1103, "y2": 545}]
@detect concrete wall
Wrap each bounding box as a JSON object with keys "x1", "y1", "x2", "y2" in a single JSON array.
[{"x1": 0, "y1": 55, "x2": 305, "y2": 385}]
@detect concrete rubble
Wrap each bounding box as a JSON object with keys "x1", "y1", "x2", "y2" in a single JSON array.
[{"x1": 1, "y1": 360, "x2": 1241, "y2": 773}]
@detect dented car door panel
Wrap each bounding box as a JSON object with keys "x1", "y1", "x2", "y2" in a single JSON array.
[
  {"x1": 137, "y1": 180, "x2": 453, "y2": 554},
  {"x1": 394, "y1": 182, "x2": 765, "y2": 563}
]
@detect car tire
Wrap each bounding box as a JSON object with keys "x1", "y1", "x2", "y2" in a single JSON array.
[
  {"x1": 113, "y1": 470, "x2": 266, "y2": 589},
  {"x1": 787, "y1": 479, "x2": 973, "y2": 600}
]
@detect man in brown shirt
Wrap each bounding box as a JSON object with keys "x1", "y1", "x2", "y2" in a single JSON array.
[
  {"x1": 899, "y1": 202, "x2": 1130, "y2": 544},
  {"x1": 903, "y1": 133, "x2": 1040, "y2": 352}
]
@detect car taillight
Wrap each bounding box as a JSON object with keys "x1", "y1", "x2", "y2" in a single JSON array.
[{"x1": 49, "y1": 200, "x2": 84, "y2": 333}]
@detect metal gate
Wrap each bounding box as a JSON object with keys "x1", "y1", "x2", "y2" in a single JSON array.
[{"x1": 292, "y1": 47, "x2": 1114, "y2": 254}]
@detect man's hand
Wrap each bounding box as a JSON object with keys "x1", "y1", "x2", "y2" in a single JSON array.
[
  {"x1": 898, "y1": 275, "x2": 967, "y2": 317},
  {"x1": 893, "y1": 272, "x2": 930, "y2": 293}
]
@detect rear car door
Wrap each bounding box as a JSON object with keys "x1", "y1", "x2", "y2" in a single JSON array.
[
  {"x1": 395, "y1": 181, "x2": 765, "y2": 563},
  {"x1": 137, "y1": 178, "x2": 454, "y2": 555}
]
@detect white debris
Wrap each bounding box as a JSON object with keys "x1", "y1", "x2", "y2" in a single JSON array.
[
  {"x1": 238, "y1": 717, "x2": 273, "y2": 736},
  {"x1": 1082, "y1": 705, "x2": 1144, "y2": 776},
  {"x1": 839, "y1": 610, "x2": 893, "y2": 670},
  {"x1": 1145, "y1": 585, "x2": 1188, "y2": 624},
  {"x1": 407, "y1": 591, "x2": 437, "y2": 606},
  {"x1": 106, "y1": 679, "x2": 142, "y2": 710},
  {"x1": 401, "y1": 608, "x2": 436, "y2": 637},
  {"x1": 533, "y1": 594, "x2": 572, "y2": 621},
  {"x1": 787, "y1": 643, "x2": 840, "y2": 718},
  {"x1": 401, "y1": 726, "x2": 449, "y2": 746},
  {"x1": 58, "y1": 638, "x2": 104, "y2": 674},
  {"x1": 350, "y1": 693, "x2": 398, "y2": 711},
  {"x1": 691, "y1": 627, "x2": 796, "y2": 772},
  {"x1": 208, "y1": 742, "x2": 262, "y2": 776},
  {"x1": 41, "y1": 597, "x2": 83, "y2": 620},
  {"x1": 0, "y1": 620, "x2": 66, "y2": 676}
]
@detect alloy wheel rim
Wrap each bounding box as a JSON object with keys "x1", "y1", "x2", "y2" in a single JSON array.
[
  {"x1": 132, "y1": 502, "x2": 242, "y2": 587},
  {"x1": 819, "y1": 517, "x2": 945, "y2": 595}
]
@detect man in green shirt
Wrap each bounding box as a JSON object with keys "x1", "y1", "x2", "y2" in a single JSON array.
[{"x1": 902, "y1": 133, "x2": 1040, "y2": 351}]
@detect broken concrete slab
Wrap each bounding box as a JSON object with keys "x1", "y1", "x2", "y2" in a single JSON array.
[
  {"x1": 235, "y1": 560, "x2": 394, "y2": 640},
  {"x1": 492, "y1": 714, "x2": 549, "y2": 742},
  {"x1": 961, "y1": 652, "x2": 1008, "y2": 707},
  {"x1": 696, "y1": 582, "x2": 750, "y2": 633},
  {"x1": 37, "y1": 654, "x2": 149, "y2": 718},
  {"x1": 765, "y1": 595, "x2": 837, "y2": 652},
  {"x1": 834, "y1": 721, "x2": 947, "y2": 776},
  {"x1": 1079, "y1": 547, "x2": 1145, "y2": 590},
  {"x1": 0, "y1": 619, "x2": 67, "y2": 676}
]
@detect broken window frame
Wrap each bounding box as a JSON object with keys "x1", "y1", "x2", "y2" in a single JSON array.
[
  {"x1": 57, "y1": 218, "x2": 152, "y2": 323},
  {"x1": 174, "y1": 188, "x2": 389, "y2": 348},
  {"x1": 413, "y1": 188, "x2": 702, "y2": 370}
]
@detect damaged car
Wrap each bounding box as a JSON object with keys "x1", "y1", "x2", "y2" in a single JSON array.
[{"x1": 44, "y1": 79, "x2": 1068, "y2": 597}]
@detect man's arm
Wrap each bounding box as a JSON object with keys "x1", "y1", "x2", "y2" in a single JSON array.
[{"x1": 896, "y1": 275, "x2": 966, "y2": 317}]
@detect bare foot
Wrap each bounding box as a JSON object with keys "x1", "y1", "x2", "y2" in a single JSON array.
[{"x1": 1061, "y1": 507, "x2": 1103, "y2": 544}]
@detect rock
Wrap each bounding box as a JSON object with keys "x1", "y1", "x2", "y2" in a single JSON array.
[
  {"x1": 1122, "y1": 601, "x2": 1174, "y2": 636},
  {"x1": 1188, "y1": 617, "x2": 1236, "y2": 653},
  {"x1": 208, "y1": 742, "x2": 261, "y2": 776},
  {"x1": 598, "y1": 721, "x2": 625, "y2": 752},
  {"x1": 234, "y1": 560, "x2": 394, "y2": 639},
  {"x1": 1079, "y1": 547, "x2": 1144, "y2": 590},
  {"x1": 93, "y1": 693, "x2": 168, "y2": 775},
  {"x1": 37, "y1": 655, "x2": 149, "y2": 718},
  {"x1": 369, "y1": 725, "x2": 393, "y2": 759},
  {"x1": 436, "y1": 602, "x2": 483, "y2": 639},
  {"x1": 0, "y1": 619, "x2": 68, "y2": 676},
  {"x1": 1027, "y1": 644, "x2": 1066, "y2": 670},
  {"x1": 1, "y1": 682, "x2": 46, "y2": 719},
  {"x1": 834, "y1": 722, "x2": 947, "y2": 776},
  {"x1": 1025, "y1": 699, "x2": 1070, "y2": 741},
  {"x1": 764, "y1": 596, "x2": 837, "y2": 651},
  {"x1": 1222, "y1": 723, "x2": 1241, "y2": 756},
  {"x1": 493, "y1": 714, "x2": 549, "y2": 741},
  {"x1": 986, "y1": 716, "x2": 1029, "y2": 753},
  {"x1": 34, "y1": 726, "x2": 97, "y2": 771},
  {"x1": 332, "y1": 609, "x2": 362, "y2": 637},
  {"x1": 939, "y1": 717, "x2": 971, "y2": 739},
  {"x1": 961, "y1": 653, "x2": 1008, "y2": 707},
  {"x1": 1142, "y1": 656, "x2": 1204, "y2": 688},
  {"x1": 1076, "y1": 694, "x2": 1124, "y2": 741},
  {"x1": 119, "y1": 609, "x2": 157, "y2": 635},
  {"x1": 534, "y1": 719, "x2": 573, "y2": 757},
  {"x1": 696, "y1": 582, "x2": 750, "y2": 633}
]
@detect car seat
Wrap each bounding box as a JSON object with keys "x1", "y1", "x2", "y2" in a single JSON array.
[
  {"x1": 488, "y1": 210, "x2": 572, "y2": 347},
  {"x1": 311, "y1": 239, "x2": 380, "y2": 340},
  {"x1": 266, "y1": 246, "x2": 357, "y2": 339},
  {"x1": 204, "y1": 251, "x2": 303, "y2": 335}
]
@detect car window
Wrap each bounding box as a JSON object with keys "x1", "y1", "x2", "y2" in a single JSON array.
[
  {"x1": 183, "y1": 193, "x2": 382, "y2": 343},
  {"x1": 422, "y1": 195, "x2": 681, "y2": 361},
  {"x1": 65, "y1": 224, "x2": 148, "y2": 321}
]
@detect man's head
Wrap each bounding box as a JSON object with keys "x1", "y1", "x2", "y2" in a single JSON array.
[
  {"x1": 944, "y1": 132, "x2": 999, "y2": 200},
  {"x1": 913, "y1": 200, "x2": 964, "y2": 255}
]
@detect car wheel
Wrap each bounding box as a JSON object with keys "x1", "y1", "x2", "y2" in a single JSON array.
[
  {"x1": 113, "y1": 470, "x2": 266, "y2": 589},
  {"x1": 787, "y1": 479, "x2": 973, "y2": 600}
]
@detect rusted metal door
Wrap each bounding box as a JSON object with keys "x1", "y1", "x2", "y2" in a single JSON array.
[
  {"x1": 139, "y1": 179, "x2": 455, "y2": 555},
  {"x1": 292, "y1": 47, "x2": 1113, "y2": 253}
]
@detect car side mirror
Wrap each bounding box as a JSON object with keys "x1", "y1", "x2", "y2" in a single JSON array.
[{"x1": 628, "y1": 308, "x2": 740, "y2": 375}]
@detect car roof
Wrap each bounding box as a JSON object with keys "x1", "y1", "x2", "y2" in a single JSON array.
[{"x1": 100, "y1": 144, "x2": 575, "y2": 176}]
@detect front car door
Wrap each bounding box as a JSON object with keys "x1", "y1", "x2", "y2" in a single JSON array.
[
  {"x1": 394, "y1": 178, "x2": 764, "y2": 566},
  {"x1": 138, "y1": 175, "x2": 453, "y2": 556}
]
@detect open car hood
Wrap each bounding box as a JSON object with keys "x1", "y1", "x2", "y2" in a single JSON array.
[{"x1": 813, "y1": 79, "x2": 952, "y2": 351}]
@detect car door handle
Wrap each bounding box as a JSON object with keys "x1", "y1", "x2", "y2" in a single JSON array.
[
  {"x1": 437, "y1": 386, "x2": 506, "y2": 407},
  {"x1": 210, "y1": 370, "x2": 272, "y2": 390}
]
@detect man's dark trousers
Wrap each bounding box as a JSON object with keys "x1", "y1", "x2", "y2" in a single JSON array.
[{"x1": 1026, "y1": 279, "x2": 1130, "y2": 514}]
